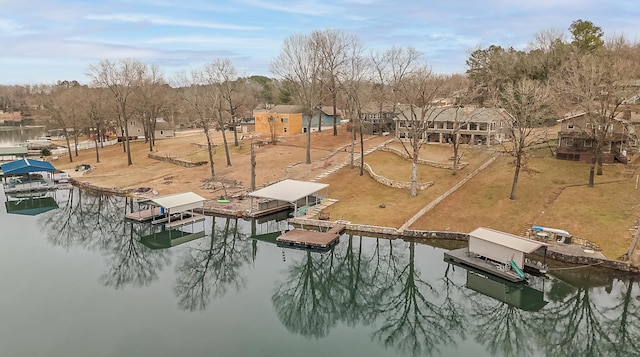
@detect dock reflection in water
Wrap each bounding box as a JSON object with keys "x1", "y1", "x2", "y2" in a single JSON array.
[{"x1": 2, "y1": 187, "x2": 640, "y2": 357}]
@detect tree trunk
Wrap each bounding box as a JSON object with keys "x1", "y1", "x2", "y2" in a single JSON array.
[
  {"x1": 359, "y1": 122, "x2": 365, "y2": 176},
  {"x1": 204, "y1": 127, "x2": 215, "y2": 178},
  {"x1": 410, "y1": 154, "x2": 418, "y2": 197},
  {"x1": 63, "y1": 128, "x2": 73, "y2": 163},
  {"x1": 452, "y1": 135, "x2": 459, "y2": 176},
  {"x1": 332, "y1": 92, "x2": 338, "y2": 136},
  {"x1": 509, "y1": 153, "x2": 522, "y2": 200},
  {"x1": 94, "y1": 137, "x2": 100, "y2": 163},
  {"x1": 233, "y1": 122, "x2": 239, "y2": 147},
  {"x1": 597, "y1": 154, "x2": 603, "y2": 176},
  {"x1": 250, "y1": 140, "x2": 256, "y2": 191},
  {"x1": 350, "y1": 120, "x2": 355, "y2": 169},
  {"x1": 306, "y1": 118, "x2": 312, "y2": 165},
  {"x1": 222, "y1": 129, "x2": 231, "y2": 167},
  {"x1": 123, "y1": 120, "x2": 133, "y2": 166},
  {"x1": 588, "y1": 157, "x2": 595, "y2": 187}
]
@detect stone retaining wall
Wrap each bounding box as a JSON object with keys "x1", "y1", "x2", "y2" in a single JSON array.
[
  {"x1": 70, "y1": 179, "x2": 132, "y2": 196},
  {"x1": 379, "y1": 146, "x2": 469, "y2": 169},
  {"x1": 362, "y1": 162, "x2": 433, "y2": 190},
  {"x1": 148, "y1": 153, "x2": 207, "y2": 167}
]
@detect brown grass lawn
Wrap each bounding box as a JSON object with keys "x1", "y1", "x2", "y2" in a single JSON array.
[
  {"x1": 54, "y1": 128, "x2": 640, "y2": 260},
  {"x1": 322, "y1": 145, "x2": 639, "y2": 259}
]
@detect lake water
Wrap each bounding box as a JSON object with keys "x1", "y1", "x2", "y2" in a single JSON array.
[
  {"x1": 0, "y1": 126, "x2": 46, "y2": 146},
  {"x1": 0, "y1": 187, "x2": 639, "y2": 357}
]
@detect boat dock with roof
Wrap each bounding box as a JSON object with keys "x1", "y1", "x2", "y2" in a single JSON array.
[
  {"x1": 444, "y1": 227, "x2": 548, "y2": 283},
  {"x1": 125, "y1": 192, "x2": 207, "y2": 228}
]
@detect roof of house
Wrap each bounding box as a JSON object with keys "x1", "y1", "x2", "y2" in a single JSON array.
[
  {"x1": 266, "y1": 105, "x2": 341, "y2": 116},
  {"x1": 469, "y1": 227, "x2": 547, "y2": 253},
  {"x1": 395, "y1": 106, "x2": 512, "y2": 123},
  {"x1": 268, "y1": 105, "x2": 305, "y2": 114},
  {"x1": 249, "y1": 179, "x2": 328, "y2": 203},
  {"x1": 360, "y1": 102, "x2": 396, "y2": 113},
  {"x1": 1, "y1": 158, "x2": 56, "y2": 175}
]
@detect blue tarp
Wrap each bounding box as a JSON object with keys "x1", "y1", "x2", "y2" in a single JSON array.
[{"x1": 1, "y1": 158, "x2": 56, "y2": 175}]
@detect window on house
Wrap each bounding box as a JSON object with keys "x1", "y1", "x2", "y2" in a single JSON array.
[
  {"x1": 160, "y1": 130, "x2": 164, "y2": 135},
  {"x1": 584, "y1": 139, "x2": 592, "y2": 148},
  {"x1": 567, "y1": 124, "x2": 574, "y2": 129},
  {"x1": 281, "y1": 118, "x2": 288, "y2": 123},
  {"x1": 283, "y1": 127, "x2": 287, "y2": 133},
  {"x1": 564, "y1": 138, "x2": 574, "y2": 147}
]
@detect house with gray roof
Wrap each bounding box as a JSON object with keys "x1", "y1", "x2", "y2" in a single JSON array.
[{"x1": 394, "y1": 106, "x2": 513, "y2": 147}]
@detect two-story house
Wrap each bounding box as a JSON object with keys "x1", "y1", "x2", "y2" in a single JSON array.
[
  {"x1": 254, "y1": 105, "x2": 340, "y2": 136},
  {"x1": 394, "y1": 106, "x2": 512, "y2": 147},
  {"x1": 357, "y1": 103, "x2": 396, "y2": 135},
  {"x1": 556, "y1": 112, "x2": 636, "y2": 164}
]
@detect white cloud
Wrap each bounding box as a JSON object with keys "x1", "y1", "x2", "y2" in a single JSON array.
[
  {"x1": 238, "y1": 0, "x2": 340, "y2": 16},
  {"x1": 0, "y1": 19, "x2": 35, "y2": 36},
  {"x1": 85, "y1": 13, "x2": 261, "y2": 31}
]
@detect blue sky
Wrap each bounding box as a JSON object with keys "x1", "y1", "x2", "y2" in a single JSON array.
[{"x1": 1, "y1": 0, "x2": 639, "y2": 84}]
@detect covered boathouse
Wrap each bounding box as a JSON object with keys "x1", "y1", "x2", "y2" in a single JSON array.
[
  {"x1": 1, "y1": 158, "x2": 57, "y2": 193},
  {"x1": 468, "y1": 227, "x2": 548, "y2": 273},
  {"x1": 127, "y1": 192, "x2": 207, "y2": 228},
  {"x1": 445, "y1": 227, "x2": 549, "y2": 283},
  {"x1": 248, "y1": 179, "x2": 329, "y2": 217}
]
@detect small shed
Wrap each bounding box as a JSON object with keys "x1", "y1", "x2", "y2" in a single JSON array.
[
  {"x1": 248, "y1": 179, "x2": 329, "y2": 216},
  {"x1": 469, "y1": 227, "x2": 548, "y2": 270}
]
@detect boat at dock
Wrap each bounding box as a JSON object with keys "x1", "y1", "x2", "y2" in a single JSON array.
[{"x1": 444, "y1": 227, "x2": 549, "y2": 283}]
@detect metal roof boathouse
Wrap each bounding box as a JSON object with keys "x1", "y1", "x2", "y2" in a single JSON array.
[{"x1": 445, "y1": 227, "x2": 549, "y2": 283}]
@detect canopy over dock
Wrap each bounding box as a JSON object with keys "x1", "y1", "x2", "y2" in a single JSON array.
[
  {"x1": 139, "y1": 192, "x2": 206, "y2": 214},
  {"x1": 469, "y1": 227, "x2": 548, "y2": 271},
  {"x1": 248, "y1": 179, "x2": 329, "y2": 216},
  {"x1": 1, "y1": 158, "x2": 55, "y2": 176}
]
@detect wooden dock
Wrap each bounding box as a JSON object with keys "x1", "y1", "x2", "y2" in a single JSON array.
[
  {"x1": 125, "y1": 207, "x2": 164, "y2": 222},
  {"x1": 444, "y1": 247, "x2": 525, "y2": 283},
  {"x1": 165, "y1": 213, "x2": 206, "y2": 229},
  {"x1": 276, "y1": 224, "x2": 346, "y2": 249}
]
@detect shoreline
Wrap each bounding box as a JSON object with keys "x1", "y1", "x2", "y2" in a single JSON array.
[{"x1": 69, "y1": 178, "x2": 639, "y2": 274}]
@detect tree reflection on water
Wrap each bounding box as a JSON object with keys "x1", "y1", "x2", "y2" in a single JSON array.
[
  {"x1": 41, "y1": 189, "x2": 170, "y2": 289},
  {"x1": 173, "y1": 217, "x2": 252, "y2": 311},
  {"x1": 36, "y1": 188, "x2": 640, "y2": 357}
]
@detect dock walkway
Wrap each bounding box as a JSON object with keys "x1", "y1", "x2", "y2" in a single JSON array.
[
  {"x1": 277, "y1": 224, "x2": 346, "y2": 249},
  {"x1": 165, "y1": 213, "x2": 206, "y2": 229},
  {"x1": 125, "y1": 207, "x2": 163, "y2": 222}
]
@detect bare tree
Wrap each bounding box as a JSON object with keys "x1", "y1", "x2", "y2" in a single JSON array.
[
  {"x1": 339, "y1": 40, "x2": 368, "y2": 174},
  {"x1": 78, "y1": 87, "x2": 112, "y2": 163},
  {"x1": 205, "y1": 59, "x2": 237, "y2": 166},
  {"x1": 499, "y1": 79, "x2": 553, "y2": 199},
  {"x1": 43, "y1": 83, "x2": 86, "y2": 162},
  {"x1": 375, "y1": 47, "x2": 445, "y2": 197},
  {"x1": 558, "y1": 47, "x2": 631, "y2": 186},
  {"x1": 311, "y1": 29, "x2": 357, "y2": 136},
  {"x1": 174, "y1": 69, "x2": 217, "y2": 178},
  {"x1": 134, "y1": 64, "x2": 169, "y2": 152},
  {"x1": 87, "y1": 59, "x2": 147, "y2": 166},
  {"x1": 271, "y1": 33, "x2": 324, "y2": 165}
]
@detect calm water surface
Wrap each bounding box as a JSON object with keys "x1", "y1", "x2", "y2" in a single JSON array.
[
  {"x1": 0, "y1": 188, "x2": 638, "y2": 357},
  {"x1": 0, "y1": 126, "x2": 46, "y2": 146}
]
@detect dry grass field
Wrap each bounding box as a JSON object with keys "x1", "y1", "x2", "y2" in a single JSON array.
[{"x1": 53, "y1": 126, "x2": 640, "y2": 260}]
